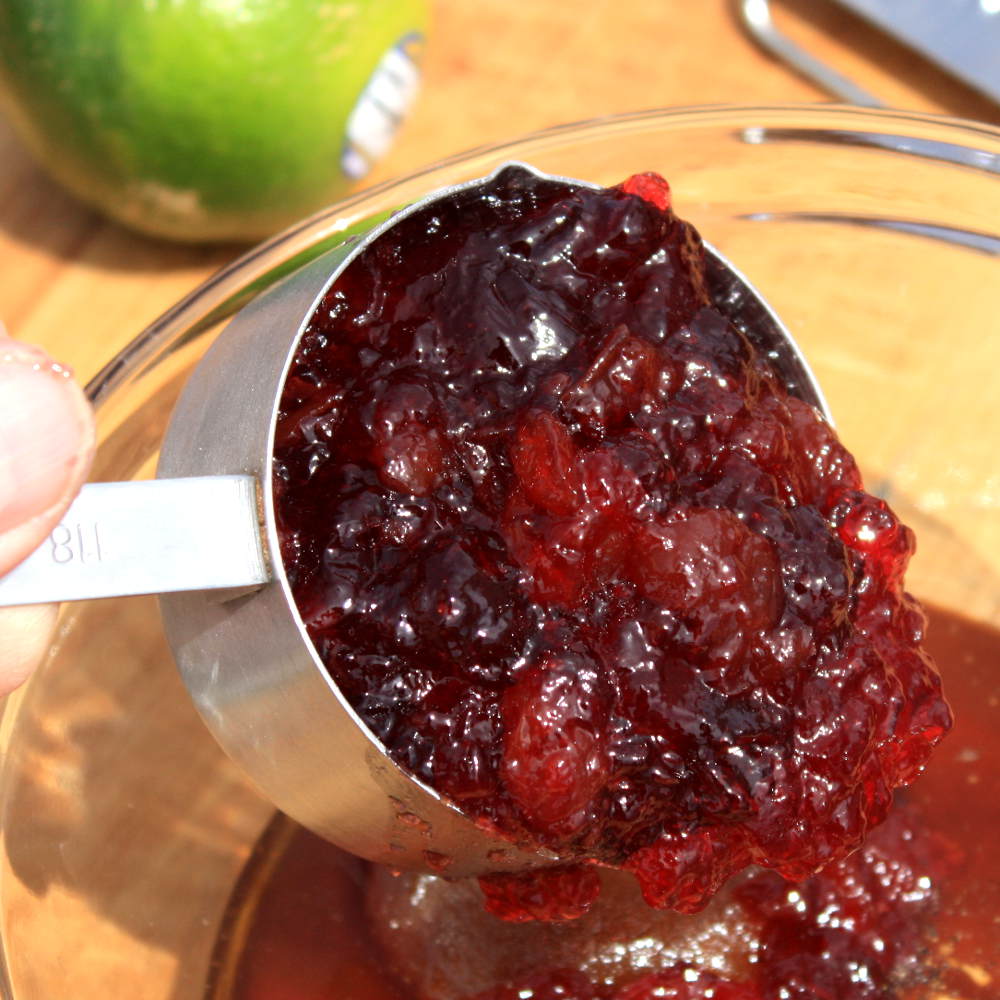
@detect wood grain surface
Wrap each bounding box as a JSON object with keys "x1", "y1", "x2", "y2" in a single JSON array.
[
  {"x1": 2, "y1": 5, "x2": 999, "y2": 998},
  {"x1": 2, "y1": 0, "x2": 999, "y2": 379}
]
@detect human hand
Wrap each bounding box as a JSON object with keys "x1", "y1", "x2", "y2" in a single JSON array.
[{"x1": 0, "y1": 323, "x2": 95, "y2": 695}]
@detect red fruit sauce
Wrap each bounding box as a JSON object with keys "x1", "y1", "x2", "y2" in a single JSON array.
[
  {"x1": 272, "y1": 166, "x2": 950, "y2": 920},
  {"x1": 209, "y1": 607, "x2": 1000, "y2": 1000}
]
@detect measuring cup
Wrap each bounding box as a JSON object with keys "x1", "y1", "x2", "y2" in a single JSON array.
[{"x1": 0, "y1": 163, "x2": 829, "y2": 877}]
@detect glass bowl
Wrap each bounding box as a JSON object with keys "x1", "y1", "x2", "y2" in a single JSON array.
[{"x1": 1, "y1": 105, "x2": 998, "y2": 999}]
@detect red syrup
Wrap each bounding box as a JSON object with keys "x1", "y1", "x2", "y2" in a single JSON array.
[
  {"x1": 272, "y1": 167, "x2": 949, "y2": 918},
  {"x1": 209, "y1": 604, "x2": 998, "y2": 1000}
]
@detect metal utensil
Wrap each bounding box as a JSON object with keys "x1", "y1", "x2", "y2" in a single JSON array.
[
  {"x1": 0, "y1": 163, "x2": 829, "y2": 877},
  {"x1": 738, "y1": 0, "x2": 1000, "y2": 109}
]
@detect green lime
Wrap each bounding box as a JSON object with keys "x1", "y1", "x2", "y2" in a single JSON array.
[{"x1": 0, "y1": 0, "x2": 428, "y2": 242}]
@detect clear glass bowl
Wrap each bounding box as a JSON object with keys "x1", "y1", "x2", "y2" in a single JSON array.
[{"x1": 1, "y1": 105, "x2": 998, "y2": 999}]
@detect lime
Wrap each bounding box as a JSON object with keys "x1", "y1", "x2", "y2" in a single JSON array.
[{"x1": 0, "y1": 0, "x2": 428, "y2": 242}]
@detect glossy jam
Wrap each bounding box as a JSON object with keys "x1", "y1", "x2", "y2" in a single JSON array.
[
  {"x1": 272, "y1": 168, "x2": 949, "y2": 917},
  {"x1": 210, "y1": 605, "x2": 997, "y2": 1000}
]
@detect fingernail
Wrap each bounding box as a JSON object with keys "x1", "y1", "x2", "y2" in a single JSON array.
[{"x1": 0, "y1": 344, "x2": 95, "y2": 533}]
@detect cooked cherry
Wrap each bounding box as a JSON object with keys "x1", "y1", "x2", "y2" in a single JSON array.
[
  {"x1": 479, "y1": 865, "x2": 602, "y2": 923},
  {"x1": 273, "y1": 166, "x2": 950, "y2": 922},
  {"x1": 369, "y1": 804, "x2": 947, "y2": 1000}
]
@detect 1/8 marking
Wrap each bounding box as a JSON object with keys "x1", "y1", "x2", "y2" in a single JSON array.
[{"x1": 50, "y1": 522, "x2": 103, "y2": 565}]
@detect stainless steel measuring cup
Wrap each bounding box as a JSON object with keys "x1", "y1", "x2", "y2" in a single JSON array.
[{"x1": 0, "y1": 163, "x2": 829, "y2": 877}]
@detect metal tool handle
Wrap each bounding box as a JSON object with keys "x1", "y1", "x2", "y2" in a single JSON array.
[
  {"x1": 0, "y1": 475, "x2": 269, "y2": 607},
  {"x1": 738, "y1": 0, "x2": 885, "y2": 107}
]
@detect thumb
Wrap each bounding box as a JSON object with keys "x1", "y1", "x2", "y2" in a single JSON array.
[{"x1": 0, "y1": 327, "x2": 95, "y2": 575}]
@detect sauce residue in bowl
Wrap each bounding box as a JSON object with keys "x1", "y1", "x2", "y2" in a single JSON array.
[{"x1": 208, "y1": 603, "x2": 997, "y2": 1000}]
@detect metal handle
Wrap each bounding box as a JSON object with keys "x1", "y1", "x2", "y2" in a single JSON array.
[
  {"x1": 737, "y1": 0, "x2": 886, "y2": 107},
  {"x1": 0, "y1": 475, "x2": 269, "y2": 607}
]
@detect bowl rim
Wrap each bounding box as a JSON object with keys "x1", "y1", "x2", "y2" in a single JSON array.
[
  {"x1": 83, "y1": 102, "x2": 1000, "y2": 410},
  {"x1": 3, "y1": 99, "x2": 998, "y2": 1000}
]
